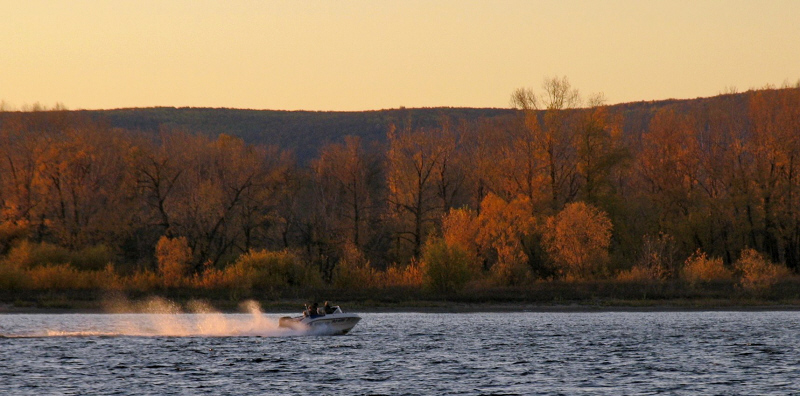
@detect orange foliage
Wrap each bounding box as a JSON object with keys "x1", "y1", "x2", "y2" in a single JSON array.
[
  {"x1": 26, "y1": 264, "x2": 82, "y2": 290},
  {"x1": 442, "y1": 207, "x2": 479, "y2": 254},
  {"x1": 682, "y1": 250, "x2": 732, "y2": 284},
  {"x1": 476, "y1": 194, "x2": 536, "y2": 285},
  {"x1": 734, "y1": 248, "x2": 791, "y2": 291},
  {"x1": 616, "y1": 265, "x2": 658, "y2": 283},
  {"x1": 380, "y1": 261, "x2": 424, "y2": 288},
  {"x1": 634, "y1": 233, "x2": 680, "y2": 281},
  {"x1": 314, "y1": 136, "x2": 376, "y2": 248},
  {"x1": 25, "y1": 263, "x2": 120, "y2": 290},
  {"x1": 155, "y1": 236, "x2": 192, "y2": 287},
  {"x1": 124, "y1": 270, "x2": 161, "y2": 292},
  {"x1": 544, "y1": 202, "x2": 612, "y2": 280},
  {"x1": 332, "y1": 243, "x2": 377, "y2": 290}
]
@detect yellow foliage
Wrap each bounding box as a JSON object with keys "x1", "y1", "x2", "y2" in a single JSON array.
[
  {"x1": 26, "y1": 264, "x2": 83, "y2": 290},
  {"x1": 616, "y1": 265, "x2": 661, "y2": 282},
  {"x1": 84, "y1": 264, "x2": 123, "y2": 291},
  {"x1": 477, "y1": 194, "x2": 535, "y2": 246},
  {"x1": 476, "y1": 193, "x2": 535, "y2": 285},
  {"x1": 333, "y1": 244, "x2": 377, "y2": 290},
  {"x1": 71, "y1": 244, "x2": 114, "y2": 271},
  {"x1": 236, "y1": 249, "x2": 322, "y2": 290},
  {"x1": 544, "y1": 202, "x2": 612, "y2": 281},
  {"x1": 635, "y1": 233, "x2": 679, "y2": 280},
  {"x1": 682, "y1": 250, "x2": 732, "y2": 284},
  {"x1": 442, "y1": 208, "x2": 479, "y2": 254},
  {"x1": 5, "y1": 240, "x2": 71, "y2": 269},
  {"x1": 734, "y1": 248, "x2": 790, "y2": 291},
  {"x1": 380, "y1": 261, "x2": 424, "y2": 288},
  {"x1": 125, "y1": 270, "x2": 161, "y2": 292},
  {"x1": 193, "y1": 262, "x2": 254, "y2": 291},
  {"x1": 155, "y1": 236, "x2": 192, "y2": 288},
  {"x1": 421, "y1": 237, "x2": 475, "y2": 293},
  {"x1": 490, "y1": 245, "x2": 531, "y2": 286}
]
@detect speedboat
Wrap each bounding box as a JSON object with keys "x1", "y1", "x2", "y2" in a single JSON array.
[{"x1": 278, "y1": 306, "x2": 361, "y2": 335}]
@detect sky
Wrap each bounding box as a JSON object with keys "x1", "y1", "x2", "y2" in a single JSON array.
[{"x1": 2, "y1": 0, "x2": 799, "y2": 111}]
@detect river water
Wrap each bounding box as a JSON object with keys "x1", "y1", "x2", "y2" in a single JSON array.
[{"x1": 1, "y1": 309, "x2": 799, "y2": 395}]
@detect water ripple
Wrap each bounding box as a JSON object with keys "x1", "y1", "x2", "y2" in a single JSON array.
[{"x1": 1, "y1": 311, "x2": 800, "y2": 394}]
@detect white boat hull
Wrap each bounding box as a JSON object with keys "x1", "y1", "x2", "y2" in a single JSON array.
[{"x1": 279, "y1": 307, "x2": 361, "y2": 335}]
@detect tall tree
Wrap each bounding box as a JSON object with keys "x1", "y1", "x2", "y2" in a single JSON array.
[
  {"x1": 386, "y1": 125, "x2": 450, "y2": 259},
  {"x1": 314, "y1": 136, "x2": 381, "y2": 250},
  {"x1": 511, "y1": 76, "x2": 582, "y2": 211}
]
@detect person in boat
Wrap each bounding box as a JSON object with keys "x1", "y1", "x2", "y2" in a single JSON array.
[
  {"x1": 309, "y1": 302, "x2": 320, "y2": 318},
  {"x1": 324, "y1": 301, "x2": 335, "y2": 314}
]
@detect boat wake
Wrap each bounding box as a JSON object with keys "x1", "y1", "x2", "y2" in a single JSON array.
[{"x1": 1, "y1": 299, "x2": 341, "y2": 338}]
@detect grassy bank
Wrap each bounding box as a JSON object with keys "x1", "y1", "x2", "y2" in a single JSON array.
[{"x1": 3, "y1": 279, "x2": 800, "y2": 313}]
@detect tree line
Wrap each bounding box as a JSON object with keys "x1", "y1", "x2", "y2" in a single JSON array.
[{"x1": 1, "y1": 79, "x2": 799, "y2": 294}]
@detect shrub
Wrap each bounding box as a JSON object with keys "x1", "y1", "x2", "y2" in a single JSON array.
[
  {"x1": 155, "y1": 236, "x2": 192, "y2": 287},
  {"x1": 734, "y1": 248, "x2": 791, "y2": 291},
  {"x1": 490, "y1": 245, "x2": 531, "y2": 286},
  {"x1": 71, "y1": 244, "x2": 114, "y2": 271},
  {"x1": 5, "y1": 240, "x2": 71, "y2": 269},
  {"x1": 238, "y1": 249, "x2": 322, "y2": 290},
  {"x1": 0, "y1": 220, "x2": 29, "y2": 256},
  {"x1": 87, "y1": 264, "x2": 123, "y2": 290},
  {"x1": 381, "y1": 261, "x2": 424, "y2": 288},
  {"x1": 421, "y1": 237, "x2": 474, "y2": 293},
  {"x1": 332, "y1": 244, "x2": 377, "y2": 290},
  {"x1": 26, "y1": 264, "x2": 83, "y2": 290},
  {"x1": 616, "y1": 265, "x2": 658, "y2": 282},
  {"x1": 0, "y1": 262, "x2": 29, "y2": 290},
  {"x1": 635, "y1": 233, "x2": 680, "y2": 280},
  {"x1": 124, "y1": 270, "x2": 161, "y2": 292},
  {"x1": 193, "y1": 262, "x2": 253, "y2": 291},
  {"x1": 682, "y1": 250, "x2": 732, "y2": 284}
]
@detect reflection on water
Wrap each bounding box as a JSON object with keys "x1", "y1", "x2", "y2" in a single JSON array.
[{"x1": 2, "y1": 310, "x2": 799, "y2": 395}]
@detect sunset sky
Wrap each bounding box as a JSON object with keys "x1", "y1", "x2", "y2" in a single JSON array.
[{"x1": 2, "y1": 0, "x2": 799, "y2": 111}]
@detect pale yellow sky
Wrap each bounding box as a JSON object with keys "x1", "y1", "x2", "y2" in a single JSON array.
[{"x1": 1, "y1": 0, "x2": 798, "y2": 111}]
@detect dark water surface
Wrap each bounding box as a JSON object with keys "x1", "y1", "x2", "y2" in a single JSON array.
[{"x1": 1, "y1": 311, "x2": 799, "y2": 395}]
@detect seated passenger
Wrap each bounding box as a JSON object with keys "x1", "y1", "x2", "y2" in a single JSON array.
[{"x1": 324, "y1": 301, "x2": 335, "y2": 314}]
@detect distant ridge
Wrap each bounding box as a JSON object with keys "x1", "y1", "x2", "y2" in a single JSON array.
[
  {"x1": 46, "y1": 89, "x2": 794, "y2": 162},
  {"x1": 79, "y1": 107, "x2": 514, "y2": 162}
]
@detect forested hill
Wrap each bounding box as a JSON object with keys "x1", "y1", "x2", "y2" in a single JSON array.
[
  {"x1": 79, "y1": 107, "x2": 515, "y2": 162},
  {"x1": 74, "y1": 92, "x2": 759, "y2": 162}
]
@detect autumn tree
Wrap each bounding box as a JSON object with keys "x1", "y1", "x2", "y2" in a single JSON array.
[
  {"x1": 161, "y1": 133, "x2": 292, "y2": 270},
  {"x1": 155, "y1": 235, "x2": 191, "y2": 287},
  {"x1": 35, "y1": 118, "x2": 135, "y2": 249},
  {"x1": 511, "y1": 76, "x2": 582, "y2": 210},
  {"x1": 543, "y1": 201, "x2": 613, "y2": 280},
  {"x1": 475, "y1": 193, "x2": 536, "y2": 285},
  {"x1": 313, "y1": 136, "x2": 381, "y2": 250},
  {"x1": 634, "y1": 108, "x2": 703, "y2": 252},
  {"x1": 459, "y1": 117, "x2": 505, "y2": 209},
  {"x1": 746, "y1": 88, "x2": 800, "y2": 268},
  {"x1": 574, "y1": 95, "x2": 627, "y2": 204},
  {"x1": 386, "y1": 124, "x2": 452, "y2": 260},
  {"x1": 130, "y1": 129, "x2": 190, "y2": 236}
]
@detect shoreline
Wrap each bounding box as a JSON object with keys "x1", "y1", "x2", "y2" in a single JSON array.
[{"x1": 3, "y1": 300, "x2": 800, "y2": 314}]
